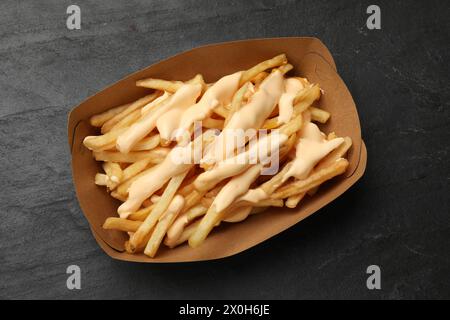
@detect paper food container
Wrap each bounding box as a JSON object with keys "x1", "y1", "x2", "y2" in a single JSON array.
[{"x1": 68, "y1": 37, "x2": 367, "y2": 263}]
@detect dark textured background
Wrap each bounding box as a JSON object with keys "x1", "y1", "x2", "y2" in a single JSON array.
[{"x1": 0, "y1": 0, "x2": 449, "y2": 299}]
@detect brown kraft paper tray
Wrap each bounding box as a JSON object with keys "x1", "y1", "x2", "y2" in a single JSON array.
[{"x1": 68, "y1": 37, "x2": 367, "y2": 263}]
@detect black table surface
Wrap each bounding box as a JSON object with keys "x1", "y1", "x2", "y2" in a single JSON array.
[{"x1": 1, "y1": 0, "x2": 449, "y2": 299}]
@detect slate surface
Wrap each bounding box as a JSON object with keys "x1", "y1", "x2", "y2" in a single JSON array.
[{"x1": 0, "y1": 0, "x2": 449, "y2": 299}]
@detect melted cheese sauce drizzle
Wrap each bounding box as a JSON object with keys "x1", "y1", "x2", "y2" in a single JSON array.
[
  {"x1": 282, "y1": 122, "x2": 344, "y2": 181},
  {"x1": 277, "y1": 78, "x2": 304, "y2": 125},
  {"x1": 116, "y1": 83, "x2": 201, "y2": 153},
  {"x1": 202, "y1": 70, "x2": 284, "y2": 164}
]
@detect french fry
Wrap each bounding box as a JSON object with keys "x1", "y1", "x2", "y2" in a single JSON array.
[
  {"x1": 262, "y1": 84, "x2": 321, "y2": 129},
  {"x1": 189, "y1": 205, "x2": 226, "y2": 248},
  {"x1": 116, "y1": 168, "x2": 149, "y2": 196},
  {"x1": 164, "y1": 219, "x2": 200, "y2": 248},
  {"x1": 144, "y1": 195, "x2": 185, "y2": 257},
  {"x1": 83, "y1": 127, "x2": 128, "y2": 151},
  {"x1": 240, "y1": 54, "x2": 287, "y2": 86},
  {"x1": 213, "y1": 105, "x2": 229, "y2": 118},
  {"x1": 93, "y1": 148, "x2": 170, "y2": 163},
  {"x1": 103, "y1": 162, "x2": 123, "y2": 187},
  {"x1": 203, "y1": 117, "x2": 224, "y2": 129},
  {"x1": 128, "y1": 203, "x2": 155, "y2": 221},
  {"x1": 136, "y1": 78, "x2": 184, "y2": 93},
  {"x1": 237, "y1": 198, "x2": 284, "y2": 208},
  {"x1": 125, "y1": 233, "x2": 151, "y2": 253},
  {"x1": 315, "y1": 137, "x2": 352, "y2": 172},
  {"x1": 111, "y1": 191, "x2": 127, "y2": 202},
  {"x1": 141, "y1": 91, "x2": 171, "y2": 115},
  {"x1": 310, "y1": 106, "x2": 330, "y2": 123},
  {"x1": 103, "y1": 217, "x2": 142, "y2": 233},
  {"x1": 327, "y1": 132, "x2": 337, "y2": 140},
  {"x1": 225, "y1": 82, "x2": 249, "y2": 127},
  {"x1": 129, "y1": 171, "x2": 188, "y2": 252},
  {"x1": 90, "y1": 103, "x2": 130, "y2": 127},
  {"x1": 277, "y1": 63, "x2": 293, "y2": 75},
  {"x1": 187, "y1": 74, "x2": 206, "y2": 93},
  {"x1": 279, "y1": 133, "x2": 297, "y2": 162},
  {"x1": 185, "y1": 204, "x2": 208, "y2": 221},
  {"x1": 272, "y1": 158, "x2": 349, "y2": 199},
  {"x1": 306, "y1": 136, "x2": 352, "y2": 196},
  {"x1": 131, "y1": 134, "x2": 160, "y2": 151},
  {"x1": 121, "y1": 158, "x2": 153, "y2": 183},
  {"x1": 181, "y1": 189, "x2": 206, "y2": 213},
  {"x1": 251, "y1": 72, "x2": 269, "y2": 86},
  {"x1": 101, "y1": 93, "x2": 159, "y2": 133},
  {"x1": 95, "y1": 173, "x2": 109, "y2": 186},
  {"x1": 285, "y1": 193, "x2": 305, "y2": 208},
  {"x1": 107, "y1": 108, "x2": 143, "y2": 134}
]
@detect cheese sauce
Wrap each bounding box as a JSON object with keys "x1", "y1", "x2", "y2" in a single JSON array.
[
  {"x1": 178, "y1": 71, "x2": 243, "y2": 136},
  {"x1": 202, "y1": 71, "x2": 284, "y2": 164},
  {"x1": 117, "y1": 143, "x2": 196, "y2": 217},
  {"x1": 156, "y1": 83, "x2": 202, "y2": 141},
  {"x1": 195, "y1": 132, "x2": 287, "y2": 190},
  {"x1": 278, "y1": 78, "x2": 304, "y2": 125},
  {"x1": 282, "y1": 122, "x2": 344, "y2": 181},
  {"x1": 213, "y1": 164, "x2": 262, "y2": 213},
  {"x1": 116, "y1": 83, "x2": 201, "y2": 153}
]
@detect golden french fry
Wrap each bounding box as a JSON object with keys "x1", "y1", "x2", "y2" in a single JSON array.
[
  {"x1": 116, "y1": 168, "x2": 149, "y2": 196},
  {"x1": 310, "y1": 107, "x2": 330, "y2": 123},
  {"x1": 187, "y1": 74, "x2": 206, "y2": 92},
  {"x1": 262, "y1": 85, "x2": 321, "y2": 129},
  {"x1": 213, "y1": 105, "x2": 229, "y2": 118},
  {"x1": 251, "y1": 72, "x2": 269, "y2": 86},
  {"x1": 225, "y1": 82, "x2": 249, "y2": 127},
  {"x1": 144, "y1": 195, "x2": 185, "y2": 257},
  {"x1": 279, "y1": 133, "x2": 297, "y2": 162},
  {"x1": 240, "y1": 54, "x2": 287, "y2": 86},
  {"x1": 189, "y1": 205, "x2": 226, "y2": 248},
  {"x1": 136, "y1": 78, "x2": 184, "y2": 93},
  {"x1": 164, "y1": 219, "x2": 200, "y2": 248},
  {"x1": 101, "y1": 93, "x2": 159, "y2": 133},
  {"x1": 181, "y1": 189, "x2": 206, "y2": 213},
  {"x1": 83, "y1": 127, "x2": 128, "y2": 151},
  {"x1": 125, "y1": 233, "x2": 151, "y2": 253},
  {"x1": 103, "y1": 162, "x2": 123, "y2": 186},
  {"x1": 90, "y1": 103, "x2": 130, "y2": 127},
  {"x1": 202, "y1": 117, "x2": 224, "y2": 129},
  {"x1": 111, "y1": 191, "x2": 127, "y2": 202},
  {"x1": 103, "y1": 217, "x2": 142, "y2": 232},
  {"x1": 315, "y1": 137, "x2": 352, "y2": 172},
  {"x1": 285, "y1": 193, "x2": 305, "y2": 208},
  {"x1": 327, "y1": 132, "x2": 337, "y2": 140},
  {"x1": 279, "y1": 113, "x2": 303, "y2": 136},
  {"x1": 305, "y1": 136, "x2": 352, "y2": 197},
  {"x1": 185, "y1": 204, "x2": 208, "y2": 221},
  {"x1": 128, "y1": 203, "x2": 155, "y2": 221},
  {"x1": 237, "y1": 198, "x2": 284, "y2": 208},
  {"x1": 276, "y1": 63, "x2": 293, "y2": 75},
  {"x1": 178, "y1": 179, "x2": 196, "y2": 197},
  {"x1": 131, "y1": 134, "x2": 160, "y2": 151},
  {"x1": 129, "y1": 171, "x2": 188, "y2": 252},
  {"x1": 93, "y1": 148, "x2": 170, "y2": 163},
  {"x1": 272, "y1": 158, "x2": 349, "y2": 199},
  {"x1": 95, "y1": 173, "x2": 109, "y2": 186},
  {"x1": 200, "y1": 197, "x2": 214, "y2": 208},
  {"x1": 121, "y1": 158, "x2": 153, "y2": 183},
  {"x1": 107, "y1": 108, "x2": 143, "y2": 134}
]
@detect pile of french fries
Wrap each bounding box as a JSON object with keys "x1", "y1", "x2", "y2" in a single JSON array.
[{"x1": 83, "y1": 54, "x2": 352, "y2": 257}]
